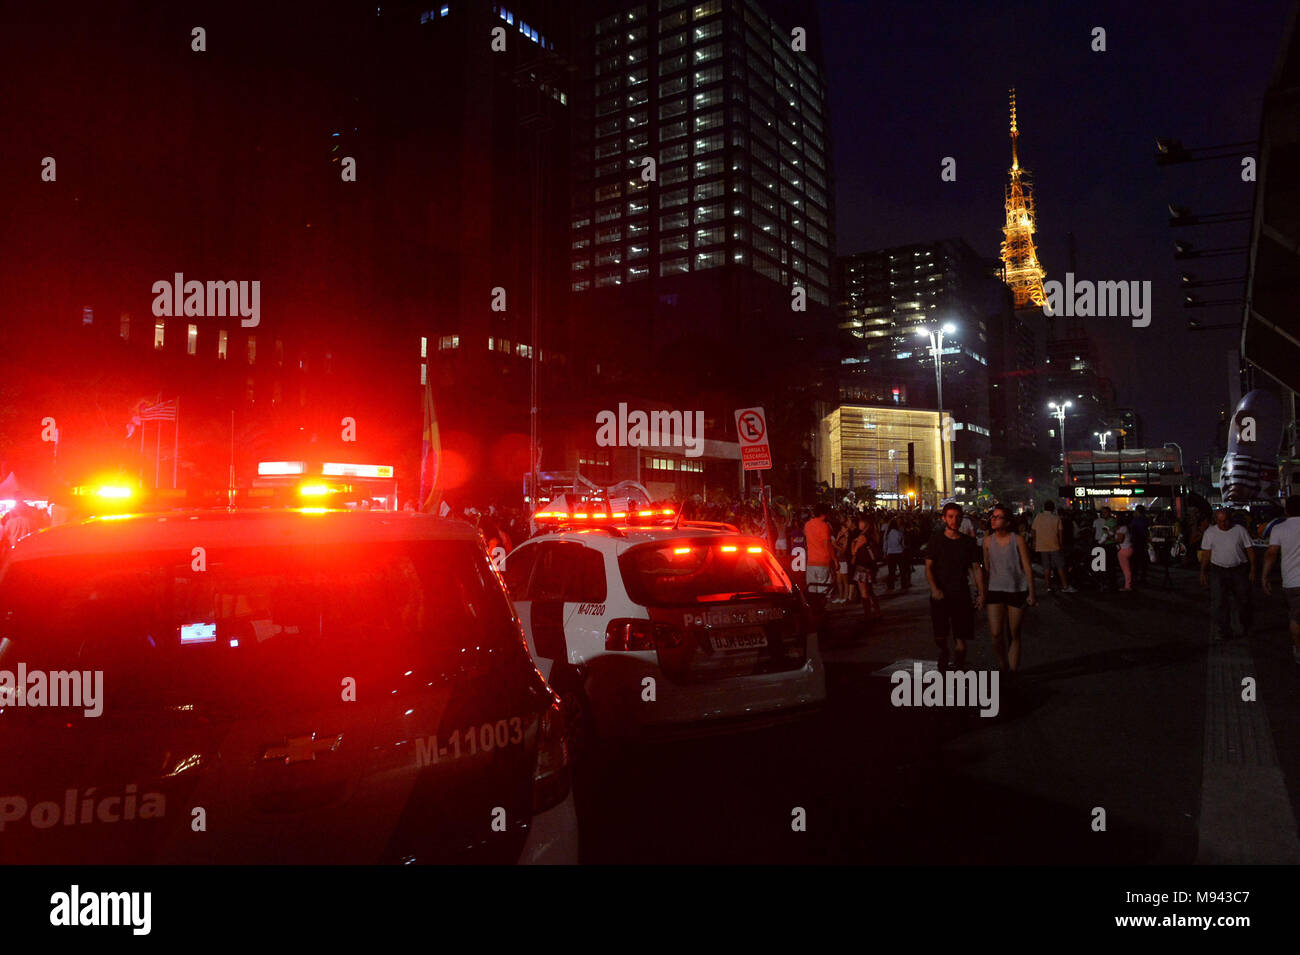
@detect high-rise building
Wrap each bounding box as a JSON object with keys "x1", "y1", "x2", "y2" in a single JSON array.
[
  {"x1": 568, "y1": 0, "x2": 834, "y2": 400},
  {"x1": 835, "y1": 239, "x2": 1013, "y2": 500},
  {"x1": 987, "y1": 310, "x2": 1040, "y2": 454},
  {"x1": 1042, "y1": 337, "x2": 1115, "y2": 456}
]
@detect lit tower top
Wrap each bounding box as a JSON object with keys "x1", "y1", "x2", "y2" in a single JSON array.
[{"x1": 1000, "y1": 88, "x2": 1047, "y2": 308}]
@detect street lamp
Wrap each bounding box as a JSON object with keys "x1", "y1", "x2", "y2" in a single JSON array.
[
  {"x1": 917, "y1": 322, "x2": 956, "y2": 504},
  {"x1": 1094, "y1": 430, "x2": 1113, "y2": 451},
  {"x1": 1048, "y1": 399, "x2": 1072, "y2": 485}
]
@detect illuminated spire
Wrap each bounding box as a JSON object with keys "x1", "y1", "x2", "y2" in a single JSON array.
[{"x1": 1000, "y1": 87, "x2": 1046, "y2": 308}]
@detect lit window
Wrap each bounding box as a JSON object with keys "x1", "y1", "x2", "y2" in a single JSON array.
[
  {"x1": 187, "y1": 323, "x2": 198, "y2": 355},
  {"x1": 247, "y1": 335, "x2": 256, "y2": 364},
  {"x1": 421, "y1": 336, "x2": 428, "y2": 358},
  {"x1": 153, "y1": 320, "x2": 165, "y2": 350},
  {"x1": 217, "y1": 329, "x2": 228, "y2": 359},
  {"x1": 420, "y1": 364, "x2": 427, "y2": 385},
  {"x1": 120, "y1": 313, "x2": 130, "y2": 341}
]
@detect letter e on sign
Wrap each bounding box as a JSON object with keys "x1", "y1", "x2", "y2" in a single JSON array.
[{"x1": 735, "y1": 406, "x2": 773, "y2": 471}]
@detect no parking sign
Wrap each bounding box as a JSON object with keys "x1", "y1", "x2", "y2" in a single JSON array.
[{"x1": 735, "y1": 406, "x2": 772, "y2": 471}]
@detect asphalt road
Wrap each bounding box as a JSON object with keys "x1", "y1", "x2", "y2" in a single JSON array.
[{"x1": 572, "y1": 563, "x2": 1300, "y2": 864}]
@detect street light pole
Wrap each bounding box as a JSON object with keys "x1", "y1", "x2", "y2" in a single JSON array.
[
  {"x1": 1049, "y1": 399, "x2": 1072, "y2": 486},
  {"x1": 918, "y1": 322, "x2": 956, "y2": 505}
]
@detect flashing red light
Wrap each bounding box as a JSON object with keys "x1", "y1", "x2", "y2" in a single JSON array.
[
  {"x1": 612, "y1": 511, "x2": 627, "y2": 519},
  {"x1": 661, "y1": 508, "x2": 674, "y2": 516},
  {"x1": 298, "y1": 483, "x2": 332, "y2": 497},
  {"x1": 638, "y1": 509, "x2": 654, "y2": 517},
  {"x1": 746, "y1": 546, "x2": 763, "y2": 554},
  {"x1": 95, "y1": 486, "x2": 132, "y2": 499},
  {"x1": 672, "y1": 546, "x2": 693, "y2": 555},
  {"x1": 720, "y1": 544, "x2": 738, "y2": 553}
]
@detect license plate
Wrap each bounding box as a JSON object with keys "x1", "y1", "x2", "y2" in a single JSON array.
[{"x1": 708, "y1": 628, "x2": 768, "y2": 652}]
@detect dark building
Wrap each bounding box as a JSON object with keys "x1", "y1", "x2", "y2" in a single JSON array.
[
  {"x1": 526, "y1": 0, "x2": 839, "y2": 499},
  {"x1": 988, "y1": 308, "x2": 1041, "y2": 455},
  {"x1": 835, "y1": 238, "x2": 1020, "y2": 501},
  {"x1": 1104, "y1": 407, "x2": 1143, "y2": 450},
  {"x1": 1241, "y1": 8, "x2": 1299, "y2": 494},
  {"x1": 1041, "y1": 334, "x2": 1116, "y2": 462},
  {"x1": 5, "y1": 2, "x2": 585, "y2": 502},
  {"x1": 567, "y1": 0, "x2": 835, "y2": 397}
]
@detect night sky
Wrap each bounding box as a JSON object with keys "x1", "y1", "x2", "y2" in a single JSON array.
[{"x1": 820, "y1": 0, "x2": 1294, "y2": 463}]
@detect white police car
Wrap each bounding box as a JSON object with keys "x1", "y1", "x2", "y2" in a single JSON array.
[{"x1": 502, "y1": 505, "x2": 825, "y2": 745}]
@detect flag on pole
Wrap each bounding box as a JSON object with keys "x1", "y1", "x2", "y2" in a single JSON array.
[
  {"x1": 419, "y1": 377, "x2": 442, "y2": 514},
  {"x1": 126, "y1": 398, "x2": 177, "y2": 437}
]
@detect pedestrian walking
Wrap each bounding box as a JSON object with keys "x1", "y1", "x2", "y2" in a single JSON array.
[
  {"x1": 983, "y1": 504, "x2": 1036, "y2": 676},
  {"x1": 1199, "y1": 507, "x2": 1257, "y2": 640},
  {"x1": 1116, "y1": 513, "x2": 1135, "y2": 591},
  {"x1": 925, "y1": 503, "x2": 986, "y2": 670},
  {"x1": 851, "y1": 515, "x2": 882, "y2": 621},
  {"x1": 1130, "y1": 505, "x2": 1150, "y2": 585},
  {"x1": 803, "y1": 505, "x2": 835, "y2": 612},
  {"x1": 883, "y1": 518, "x2": 906, "y2": 592},
  {"x1": 1030, "y1": 499, "x2": 1075, "y2": 593},
  {"x1": 1261, "y1": 494, "x2": 1300, "y2": 665},
  {"x1": 833, "y1": 518, "x2": 852, "y2": 604}
]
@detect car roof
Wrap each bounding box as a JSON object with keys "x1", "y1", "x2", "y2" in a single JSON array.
[{"x1": 7, "y1": 510, "x2": 480, "y2": 563}]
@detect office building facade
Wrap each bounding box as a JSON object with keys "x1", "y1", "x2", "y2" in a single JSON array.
[{"x1": 835, "y1": 239, "x2": 1016, "y2": 500}]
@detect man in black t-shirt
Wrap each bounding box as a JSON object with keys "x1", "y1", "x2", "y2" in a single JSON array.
[{"x1": 925, "y1": 502, "x2": 986, "y2": 670}]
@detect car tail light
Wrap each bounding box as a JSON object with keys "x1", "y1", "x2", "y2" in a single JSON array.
[
  {"x1": 532, "y1": 700, "x2": 572, "y2": 814},
  {"x1": 605, "y1": 618, "x2": 656, "y2": 651}
]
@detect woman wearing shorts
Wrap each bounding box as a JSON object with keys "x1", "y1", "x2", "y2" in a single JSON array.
[
  {"x1": 851, "y1": 515, "x2": 882, "y2": 621},
  {"x1": 983, "y1": 504, "x2": 1036, "y2": 677},
  {"x1": 834, "y1": 519, "x2": 852, "y2": 604}
]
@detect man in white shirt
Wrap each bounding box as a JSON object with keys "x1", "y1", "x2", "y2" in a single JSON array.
[
  {"x1": 1199, "y1": 507, "x2": 1257, "y2": 640},
  {"x1": 1262, "y1": 495, "x2": 1300, "y2": 664}
]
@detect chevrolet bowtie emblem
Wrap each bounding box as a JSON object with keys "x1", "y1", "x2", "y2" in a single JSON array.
[{"x1": 262, "y1": 733, "x2": 343, "y2": 765}]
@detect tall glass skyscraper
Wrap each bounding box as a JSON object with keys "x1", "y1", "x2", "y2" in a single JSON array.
[{"x1": 568, "y1": 0, "x2": 834, "y2": 396}]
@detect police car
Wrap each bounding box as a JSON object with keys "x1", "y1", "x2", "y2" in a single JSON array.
[
  {"x1": 503, "y1": 503, "x2": 825, "y2": 745},
  {"x1": 0, "y1": 502, "x2": 577, "y2": 864}
]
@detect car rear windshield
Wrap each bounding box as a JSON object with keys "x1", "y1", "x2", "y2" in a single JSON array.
[
  {"x1": 618, "y1": 538, "x2": 793, "y2": 607},
  {"x1": 0, "y1": 540, "x2": 526, "y2": 715}
]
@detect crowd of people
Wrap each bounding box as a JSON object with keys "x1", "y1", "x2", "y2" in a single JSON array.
[
  {"x1": 5, "y1": 487, "x2": 1299, "y2": 669},
  {"x1": 772, "y1": 494, "x2": 1300, "y2": 676}
]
